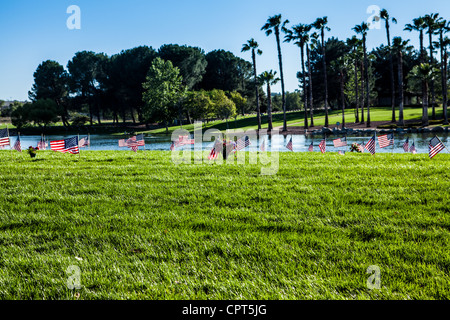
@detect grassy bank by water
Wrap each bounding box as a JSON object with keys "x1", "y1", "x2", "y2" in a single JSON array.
[{"x1": 0, "y1": 150, "x2": 449, "y2": 299}]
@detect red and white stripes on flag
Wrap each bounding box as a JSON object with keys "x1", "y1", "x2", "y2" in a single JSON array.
[
  {"x1": 119, "y1": 135, "x2": 145, "y2": 152},
  {"x1": 38, "y1": 137, "x2": 48, "y2": 150},
  {"x1": 378, "y1": 133, "x2": 394, "y2": 148},
  {"x1": 79, "y1": 136, "x2": 90, "y2": 148},
  {"x1": 409, "y1": 141, "x2": 417, "y2": 154},
  {"x1": 429, "y1": 136, "x2": 445, "y2": 159},
  {"x1": 13, "y1": 136, "x2": 21, "y2": 152},
  {"x1": 286, "y1": 138, "x2": 293, "y2": 151},
  {"x1": 308, "y1": 142, "x2": 314, "y2": 152},
  {"x1": 403, "y1": 138, "x2": 409, "y2": 153},
  {"x1": 319, "y1": 140, "x2": 326, "y2": 154},
  {"x1": 236, "y1": 136, "x2": 251, "y2": 151},
  {"x1": 365, "y1": 136, "x2": 376, "y2": 155},
  {"x1": 50, "y1": 136, "x2": 79, "y2": 154},
  {"x1": 0, "y1": 128, "x2": 10, "y2": 147},
  {"x1": 333, "y1": 137, "x2": 347, "y2": 148}
]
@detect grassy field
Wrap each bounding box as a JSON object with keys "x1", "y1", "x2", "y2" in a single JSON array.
[{"x1": 0, "y1": 150, "x2": 449, "y2": 300}]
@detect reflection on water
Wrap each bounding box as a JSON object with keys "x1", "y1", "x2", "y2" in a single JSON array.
[{"x1": 8, "y1": 132, "x2": 449, "y2": 154}]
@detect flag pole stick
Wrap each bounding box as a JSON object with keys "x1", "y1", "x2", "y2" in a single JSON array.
[
  {"x1": 7, "y1": 125, "x2": 13, "y2": 161},
  {"x1": 436, "y1": 136, "x2": 450, "y2": 153}
]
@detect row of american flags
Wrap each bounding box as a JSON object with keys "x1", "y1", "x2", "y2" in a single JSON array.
[
  {"x1": 0, "y1": 127, "x2": 447, "y2": 159},
  {"x1": 172, "y1": 133, "x2": 446, "y2": 160}
]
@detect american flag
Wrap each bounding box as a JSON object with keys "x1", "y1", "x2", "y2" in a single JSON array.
[
  {"x1": 286, "y1": 138, "x2": 293, "y2": 151},
  {"x1": 79, "y1": 136, "x2": 90, "y2": 148},
  {"x1": 178, "y1": 135, "x2": 195, "y2": 145},
  {"x1": 319, "y1": 139, "x2": 326, "y2": 154},
  {"x1": 308, "y1": 142, "x2": 314, "y2": 152},
  {"x1": 338, "y1": 150, "x2": 345, "y2": 155},
  {"x1": 170, "y1": 141, "x2": 175, "y2": 151},
  {"x1": 409, "y1": 141, "x2": 417, "y2": 154},
  {"x1": 260, "y1": 140, "x2": 266, "y2": 152},
  {"x1": 333, "y1": 137, "x2": 347, "y2": 148},
  {"x1": 378, "y1": 133, "x2": 394, "y2": 148},
  {"x1": 0, "y1": 128, "x2": 10, "y2": 147},
  {"x1": 50, "y1": 136, "x2": 79, "y2": 154},
  {"x1": 357, "y1": 143, "x2": 365, "y2": 153},
  {"x1": 403, "y1": 138, "x2": 409, "y2": 153},
  {"x1": 236, "y1": 136, "x2": 251, "y2": 151},
  {"x1": 208, "y1": 140, "x2": 222, "y2": 160},
  {"x1": 429, "y1": 136, "x2": 445, "y2": 159},
  {"x1": 365, "y1": 136, "x2": 376, "y2": 155},
  {"x1": 119, "y1": 135, "x2": 145, "y2": 151},
  {"x1": 13, "y1": 136, "x2": 21, "y2": 152},
  {"x1": 37, "y1": 137, "x2": 48, "y2": 150}
]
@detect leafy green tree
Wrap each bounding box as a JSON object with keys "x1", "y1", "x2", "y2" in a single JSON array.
[
  {"x1": 67, "y1": 51, "x2": 109, "y2": 125},
  {"x1": 28, "y1": 99, "x2": 60, "y2": 128},
  {"x1": 262, "y1": 14, "x2": 289, "y2": 132},
  {"x1": 208, "y1": 89, "x2": 236, "y2": 128},
  {"x1": 142, "y1": 57, "x2": 184, "y2": 133},
  {"x1": 242, "y1": 39, "x2": 263, "y2": 128},
  {"x1": 158, "y1": 44, "x2": 207, "y2": 90},
  {"x1": 435, "y1": 19, "x2": 450, "y2": 124},
  {"x1": 11, "y1": 103, "x2": 30, "y2": 129},
  {"x1": 183, "y1": 90, "x2": 214, "y2": 122},
  {"x1": 346, "y1": 36, "x2": 363, "y2": 122},
  {"x1": 227, "y1": 91, "x2": 247, "y2": 117},
  {"x1": 259, "y1": 70, "x2": 280, "y2": 132},
  {"x1": 28, "y1": 60, "x2": 69, "y2": 126},
  {"x1": 200, "y1": 50, "x2": 252, "y2": 93}
]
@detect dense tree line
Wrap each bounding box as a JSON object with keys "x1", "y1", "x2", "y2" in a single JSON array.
[{"x1": 13, "y1": 8, "x2": 450, "y2": 131}]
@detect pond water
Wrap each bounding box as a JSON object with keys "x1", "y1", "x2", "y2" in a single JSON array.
[{"x1": 8, "y1": 132, "x2": 449, "y2": 154}]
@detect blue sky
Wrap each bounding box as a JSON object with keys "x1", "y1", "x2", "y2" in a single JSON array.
[{"x1": 1, "y1": 0, "x2": 449, "y2": 101}]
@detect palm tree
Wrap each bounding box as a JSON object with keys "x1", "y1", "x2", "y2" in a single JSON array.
[
  {"x1": 404, "y1": 17, "x2": 427, "y2": 63},
  {"x1": 411, "y1": 63, "x2": 439, "y2": 126},
  {"x1": 284, "y1": 23, "x2": 311, "y2": 130},
  {"x1": 353, "y1": 22, "x2": 371, "y2": 127},
  {"x1": 261, "y1": 14, "x2": 289, "y2": 132},
  {"x1": 392, "y1": 37, "x2": 413, "y2": 127},
  {"x1": 423, "y1": 13, "x2": 440, "y2": 120},
  {"x1": 307, "y1": 32, "x2": 317, "y2": 127},
  {"x1": 331, "y1": 57, "x2": 347, "y2": 129},
  {"x1": 242, "y1": 39, "x2": 263, "y2": 130},
  {"x1": 380, "y1": 9, "x2": 398, "y2": 123},
  {"x1": 346, "y1": 36, "x2": 363, "y2": 123},
  {"x1": 259, "y1": 70, "x2": 280, "y2": 132},
  {"x1": 312, "y1": 17, "x2": 331, "y2": 127},
  {"x1": 435, "y1": 19, "x2": 450, "y2": 125}
]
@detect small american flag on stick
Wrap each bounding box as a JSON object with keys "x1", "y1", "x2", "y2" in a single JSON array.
[
  {"x1": 333, "y1": 137, "x2": 347, "y2": 148},
  {"x1": 365, "y1": 136, "x2": 376, "y2": 155},
  {"x1": 13, "y1": 135, "x2": 21, "y2": 152},
  {"x1": 286, "y1": 138, "x2": 293, "y2": 151},
  {"x1": 429, "y1": 136, "x2": 445, "y2": 159},
  {"x1": 79, "y1": 136, "x2": 90, "y2": 148},
  {"x1": 403, "y1": 138, "x2": 409, "y2": 153},
  {"x1": 409, "y1": 141, "x2": 417, "y2": 154},
  {"x1": 378, "y1": 133, "x2": 394, "y2": 148},
  {"x1": 0, "y1": 128, "x2": 10, "y2": 147},
  {"x1": 236, "y1": 136, "x2": 251, "y2": 151},
  {"x1": 50, "y1": 136, "x2": 79, "y2": 154},
  {"x1": 319, "y1": 139, "x2": 326, "y2": 154},
  {"x1": 308, "y1": 142, "x2": 313, "y2": 152}
]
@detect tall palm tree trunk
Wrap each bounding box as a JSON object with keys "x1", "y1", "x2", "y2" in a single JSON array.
[
  {"x1": 398, "y1": 51, "x2": 405, "y2": 126},
  {"x1": 321, "y1": 31, "x2": 329, "y2": 127},
  {"x1": 423, "y1": 81, "x2": 429, "y2": 126},
  {"x1": 429, "y1": 33, "x2": 437, "y2": 120},
  {"x1": 275, "y1": 30, "x2": 287, "y2": 132},
  {"x1": 363, "y1": 35, "x2": 370, "y2": 127},
  {"x1": 444, "y1": 50, "x2": 449, "y2": 125},
  {"x1": 360, "y1": 61, "x2": 365, "y2": 124},
  {"x1": 340, "y1": 68, "x2": 346, "y2": 129},
  {"x1": 386, "y1": 24, "x2": 396, "y2": 123},
  {"x1": 252, "y1": 49, "x2": 262, "y2": 130},
  {"x1": 354, "y1": 61, "x2": 359, "y2": 123},
  {"x1": 267, "y1": 83, "x2": 273, "y2": 131},
  {"x1": 301, "y1": 45, "x2": 308, "y2": 129},
  {"x1": 307, "y1": 46, "x2": 314, "y2": 127}
]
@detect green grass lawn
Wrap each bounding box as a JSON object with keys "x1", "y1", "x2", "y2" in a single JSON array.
[
  {"x1": 145, "y1": 106, "x2": 448, "y2": 135},
  {"x1": 0, "y1": 150, "x2": 449, "y2": 299}
]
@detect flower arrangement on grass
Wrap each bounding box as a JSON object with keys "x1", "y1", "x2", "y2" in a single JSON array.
[
  {"x1": 350, "y1": 142, "x2": 363, "y2": 153},
  {"x1": 27, "y1": 146, "x2": 39, "y2": 158}
]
